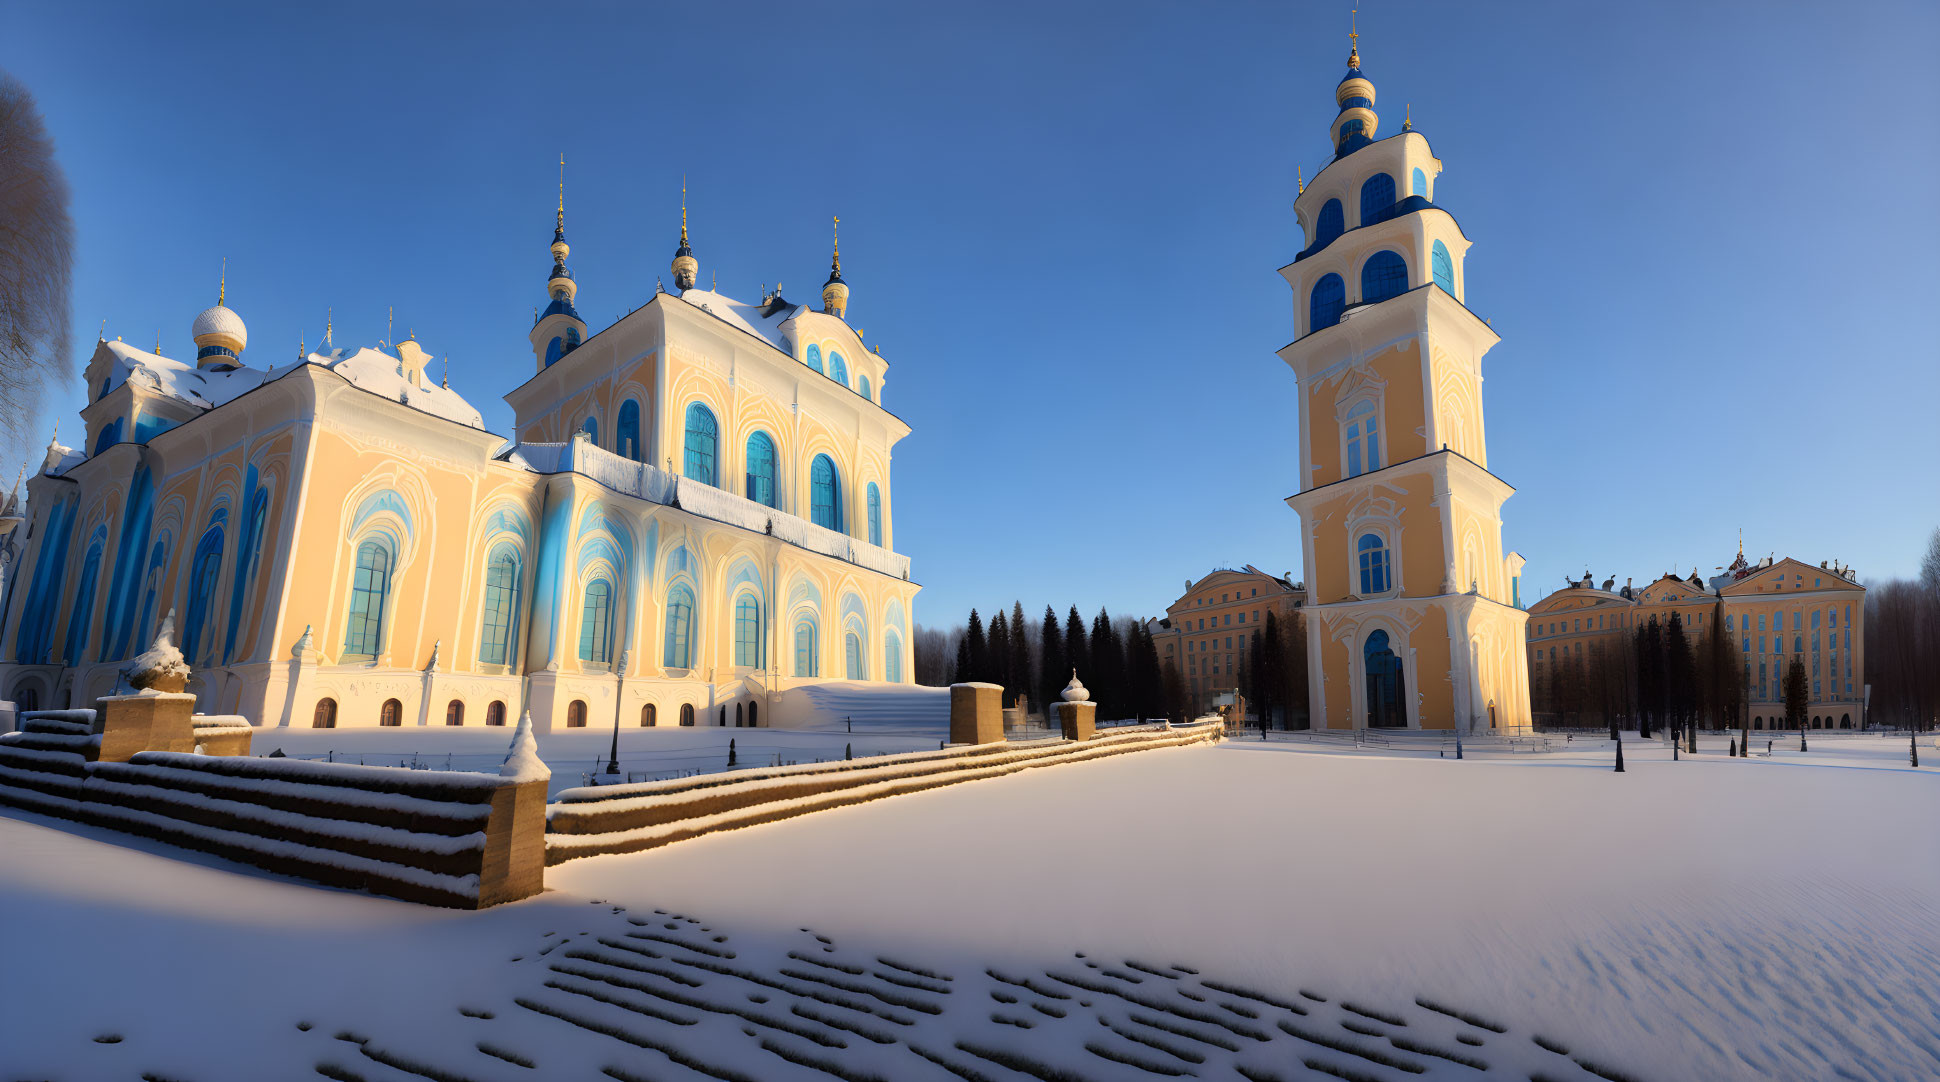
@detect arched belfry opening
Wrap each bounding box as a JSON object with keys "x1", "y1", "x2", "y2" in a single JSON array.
[{"x1": 1364, "y1": 629, "x2": 1406, "y2": 728}]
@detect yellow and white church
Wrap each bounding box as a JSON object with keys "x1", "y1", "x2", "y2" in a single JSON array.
[
  {"x1": 1280, "y1": 32, "x2": 1532, "y2": 732},
  {"x1": 0, "y1": 191, "x2": 920, "y2": 730}
]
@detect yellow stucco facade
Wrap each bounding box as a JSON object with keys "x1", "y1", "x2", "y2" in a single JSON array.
[{"x1": 1278, "y1": 42, "x2": 1531, "y2": 732}]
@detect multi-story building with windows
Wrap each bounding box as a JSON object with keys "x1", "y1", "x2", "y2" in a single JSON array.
[
  {"x1": 1150, "y1": 566, "x2": 1305, "y2": 710},
  {"x1": 1278, "y1": 31, "x2": 1531, "y2": 732},
  {"x1": 0, "y1": 191, "x2": 919, "y2": 731},
  {"x1": 1526, "y1": 550, "x2": 1866, "y2": 730}
]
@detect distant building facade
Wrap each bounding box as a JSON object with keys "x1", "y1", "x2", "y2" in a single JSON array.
[
  {"x1": 1526, "y1": 549, "x2": 1865, "y2": 730},
  {"x1": 1150, "y1": 566, "x2": 1305, "y2": 710}
]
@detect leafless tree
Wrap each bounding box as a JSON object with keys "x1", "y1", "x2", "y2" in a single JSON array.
[{"x1": 0, "y1": 70, "x2": 74, "y2": 461}]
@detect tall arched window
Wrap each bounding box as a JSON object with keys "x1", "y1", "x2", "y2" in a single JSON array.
[
  {"x1": 1357, "y1": 533, "x2": 1392, "y2": 595},
  {"x1": 446, "y1": 700, "x2": 464, "y2": 726},
  {"x1": 884, "y1": 632, "x2": 904, "y2": 683},
  {"x1": 1310, "y1": 274, "x2": 1346, "y2": 332},
  {"x1": 617, "y1": 400, "x2": 642, "y2": 461},
  {"x1": 794, "y1": 619, "x2": 818, "y2": 677},
  {"x1": 582, "y1": 416, "x2": 598, "y2": 446},
  {"x1": 845, "y1": 631, "x2": 865, "y2": 680},
  {"x1": 380, "y1": 698, "x2": 403, "y2": 727},
  {"x1": 1344, "y1": 399, "x2": 1381, "y2": 477},
  {"x1": 735, "y1": 703, "x2": 744, "y2": 727},
  {"x1": 733, "y1": 593, "x2": 762, "y2": 668},
  {"x1": 749, "y1": 702, "x2": 759, "y2": 727},
  {"x1": 1412, "y1": 166, "x2": 1428, "y2": 199},
  {"x1": 641, "y1": 703, "x2": 657, "y2": 727},
  {"x1": 479, "y1": 548, "x2": 521, "y2": 666},
  {"x1": 486, "y1": 701, "x2": 506, "y2": 726},
  {"x1": 805, "y1": 343, "x2": 824, "y2": 375},
  {"x1": 1431, "y1": 240, "x2": 1455, "y2": 296},
  {"x1": 545, "y1": 338, "x2": 563, "y2": 367},
  {"x1": 343, "y1": 540, "x2": 391, "y2": 659},
  {"x1": 683, "y1": 403, "x2": 718, "y2": 485},
  {"x1": 829, "y1": 351, "x2": 849, "y2": 388},
  {"x1": 223, "y1": 487, "x2": 269, "y2": 664},
  {"x1": 1364, "y1": 630, "x2": 1405, "y2": 728},
  {"x1": 183, "y1": 525, "x2": 225, "y2": 666},
  {"x1": 679, "y1": 703, "x2": 695, "y2": 727},
  {"x1": 1315, "y1": 199, "x2": 1344, "y2": 247},
  {"x1": 313, "y1": 698, "x2": 337, "y2": 728},
  {"x1": 866, "y1": 483, "x2": 883, "y2": 546},
  {"x1": 745, "y1": 432, "x2": 778, "y2": 508},
  {"x1": 579, "y1": 579, "x2": 613, "y2": 666},
  {"x1": 1360, "y1": 250, "x2": 1408, "y2": 305},
  {"x1": 810, "y1": 455, "x2": 842, "y2": 532},
  {"x1": 1359, "y1": 173, "x2": 1395, "y2": 225},
  {"x1": 566, "y1": 700, "x2": 587, "y2": 728},
  {"x1": 859, "y1": 374, "x2": 872, "y2": 401},
  {"x1": 663, "y1": 583, "x2": 695, "y2": 669},
  {"x1": 62, "y1": 541, "x2": 103, "y2": 666}
]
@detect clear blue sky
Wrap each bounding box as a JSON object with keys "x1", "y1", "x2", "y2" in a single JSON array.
[{"x1": 8, "y1": 1, "x2": 1937, "y2": 629}]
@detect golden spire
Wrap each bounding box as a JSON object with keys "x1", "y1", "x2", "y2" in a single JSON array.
[
  {"x1": 832, "y1": 215, "x2": 841, "y2": 274},
  {"x1": 325, "y1": 307, "x2": 333, "y2": 347},
  {"x1": 155, "y1": 332, "x2": 161, "y2": 355},
  {"x1": 442, "y1": 355, "x2": 449, "y2": 389},
  {"x1": 1403, "y1": 103, "x2": 1412, "y2": 131},
  {"x1": 98, "y1": 319, "x2": 106, "y2": 341},
  {"x1": 557, "y1": 153, "x2": 566, "y2": 225},
  {"x1": 680, "y1": 175, "x2": 689, "y2": 246},
  {"x1": 1349, "y1": 8, "x2": 1359, "y2": 64},
  {"x1": 218, "y1": 258, "x2": 226, "y2": 306},
  {"x1": 1297, "y1": 165, "x2": 1305, "y2": 194}
]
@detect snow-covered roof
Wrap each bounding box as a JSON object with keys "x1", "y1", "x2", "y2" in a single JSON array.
[
  {"x1": 670, "y1": 288, "x2": 798, "y2": 354},
  {"x1": 313, "y1": 347, "x2": 484, "y2": 429},
  {"x1": 190, "y1": 304, "x2": 247, "y2": 347}
]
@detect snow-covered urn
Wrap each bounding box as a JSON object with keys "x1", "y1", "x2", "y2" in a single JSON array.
[
  {"x1": 1057, "y1": 670, "x2": 1097, "y2": 741},
  {"x1": 123, "y1": 610, "x2": 190, "y2": 694},
  {"x1": 500, "y1": 711, "x2": 550, "y2": 783}
]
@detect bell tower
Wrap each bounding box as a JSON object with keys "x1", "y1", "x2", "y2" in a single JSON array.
[
  {"x1": 1279, "y1": 28, "x2": 1530, "y2": 733},
  {"x1": 530, "y1": 154, "x2": 588, "y2": 371}
]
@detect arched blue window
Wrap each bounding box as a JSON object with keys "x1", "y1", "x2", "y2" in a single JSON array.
[
  {"x1": 135, "y1": 540, "x2": 166, "y2": 657},
  {"x1": 581, "y1": 416, "x2": 598, "y2": 446},
  {"x1": 1344, "y1": 399, "x2": 1380, "y2": 477},
  {"x1": 1364, "y1": 629, "x2": 1405, "y2": 727},
  {"x1": 1360, "y1": 250, "x2": 1408, "y2": 305},
  {"x1": 805, "y1": 343, "x2": 824, "y2": 375},
  {"x1": 745, "y1": 432, "x2": 778, "y2": 508},
  {"x1": 342, "y1": 540, "x2": 390, "y2": 659},
  {"x1": 1310, "y1": 274, "x2": 1346, "y2": 332},
  {"x1": 479, "y1": 548, "x2": 520, "y2": 665},
  {"x1": 183, "y1": 523, "x2": 227, "y2": 666},
  {"x1": 829, "y1": 351, "x2": 849, "y2": 388},
  {"x1": 733, "y1": 593, "x2": 762, "y2": 668},
  {"x1": 222, "y1": 485, "x2": 269, "y2": 664},
  {"x1": 578, "y1": 579, "x2": 613, "y2": 666},
  {"x1": 682, "y1": 403, "x2": 718, "y2": 484},
  {"x1": 858, "y1": 374, "x2": 872, "y2": 402},
  {"x1": 617, "y1": 400, "x2": 642, "y2": 461},
  {"x1": 565, "y1": 327, "x2": 581, "y2": 351},
  {"x1": 1359, "y1": 173, "x2": 1395, "y2": 226},
  {"x1": 794, "y1": 618, "x2": 818, "y2": 677},
  {"x1": 866, "y1": 483, "x2": 883, "y2": 546},
  {"x1": 1335, "y1": 119, "x2": 1365, "y2": 149},
  {"x1": 1431, "y1": 240, "x2": 1455, "y2": 296},
  {"x1": 544, "y1": 337, "x2": 563, "y2": 367},
  {"x1": 845, "y1": 630, "x2": 864, "y2": 680},
  {"x1": 92, "y1": 419, "x2": 122, "y2": 456},
  {"x1": 63, "y1": 540, "x2": 104, "y2": 665},
  {"x1": 810, "y1": 454, "x2": 842, "y2": 532},
  {"x1": 663, "y1": 583, "x2": 695, "y2": 669},
  {"x1": 884, "y1": 632, "x2": 903, "y2": 683},
  {"x1": 1357, "y1": 533, "x2": 1391, "y2": 595},
  {"x1": 1412, "y1": 167, "x2": 1428, "y2": 200},
  {"x1": 1315, "y1": 199, "x2": 1344, "y2": 247}
]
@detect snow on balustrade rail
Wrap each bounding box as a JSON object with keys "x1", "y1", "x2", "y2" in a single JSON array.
[{"x1": 520, "y1": 440, "x2": 912, "y2": 580}]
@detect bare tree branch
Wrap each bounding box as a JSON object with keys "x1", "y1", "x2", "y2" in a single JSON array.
[{"x1": 0, "y1": 68, "x2": 75, "y2": 461}]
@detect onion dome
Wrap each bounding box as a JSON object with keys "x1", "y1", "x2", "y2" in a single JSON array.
[
  {"x1": 821, "y1": 215, "x2": 849, "y2": 318},
  {"x1": 1061, "y1": 670, "x2": 1091, "y2": 703},
  {"x1": 191, "y1": 275, "x2": 247, "y2": 370},
  {"x1": 671, "y1": 181, "x2": 698, "y2": 292},
  {"x1": 1331, "y1": 19, "x2": 1378, "y2": 159}
]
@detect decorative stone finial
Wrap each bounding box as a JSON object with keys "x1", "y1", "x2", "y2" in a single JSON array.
[
  {"x1": 500, "y1": 711, "x2": 550, "y2": 782},
  {"x1": 124, "y1": 609, "x2": 190, "y2": 693},
  {"x1": 291, "y1": 623, "x2": 314, "y2": 658},
  {"x1": 1061, "y1": 669, "x2": 1090, "y2": 703},
  {"x1": 426, "y1": 639, "x2": 442, "y2": 673}
]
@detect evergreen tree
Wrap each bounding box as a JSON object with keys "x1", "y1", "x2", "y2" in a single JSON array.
[
  {"x1": 1260, "y1": 613, "x2": 1284, "y2": 731},
  {"x1": 1040, "y1": 605, "x2": 1065, "y2": 717},
  {"x1": 952, "y1": 631, "x2": 970, "y2": 684},
  {"x1": 1136, "y1": 621, "x2": 1164, "y2": 720},
  {"x1": 1784, "y1": 655, "x2": 1809, "y2": 731},
  {"x1": 1090, "y1": 608, "x2": 1122, "y2": 719},
  {"x1": 1161, "y1": 657, "x2": 1188, "y2": 724},
  {"x1": 1666, "y1": 612, "x2": 1696, "y2": 740},
  {"x1": 988, "y1": 609, "x2": 1012, "y2": 702},
  {"x1": 1246, "y1": 630, "x2": 1265, "y2": 730},
  {"x1": 1009, "y1": 602, "x2": 1032, "y2": 710},
  {"x1": 1284, "y1": 609, "x2": 1310, "y2": 729},
  {"x1": 965, "y1": 608, "x2": 987, "y2": 684},
  {"x1": 1063, "y1": 604, "x2": 1094, "y2": 698},
  {"x1": 1637, "y1": 616, "x2": 1664, "y2": 738}
]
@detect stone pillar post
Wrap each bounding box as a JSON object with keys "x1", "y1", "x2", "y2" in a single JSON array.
[
  {"x1": 476, "y1": 777, "x2": 549, "y2": 907},
  {"x1": 93, "y1": 693, "x2": 197, "y2": 762},
  {"x1": 1056, "y1": 700, "x2": 1096, "y2": 741},
  {"x1": 949, "y1": 683, "x2": 1004, "y2": 745}
]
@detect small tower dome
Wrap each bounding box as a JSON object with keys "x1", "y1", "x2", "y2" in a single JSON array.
[
  {"x1": 191, "y1": 275, "x2": 247, "y2": 369},
  {"x1": 1331, "y1": 16, "x2": 1378, "y2": 158},
  {"x1": 821, "y1": 215, "x2": 849, "y2": 318},
  {"x1": 671, "y1": 181, "x2": 698, "y2": 292}
]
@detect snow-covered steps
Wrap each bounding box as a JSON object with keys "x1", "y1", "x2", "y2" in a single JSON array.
[
  {"x1": 546, "y1": 722, "x2": 1224, "y2": 864},
  {"x1": 772, "y1": 681, "x2": 950, "y2": 729}
]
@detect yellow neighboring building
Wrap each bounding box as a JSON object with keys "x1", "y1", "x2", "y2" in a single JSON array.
[
  {"x1": 0, "y1": 195, "x2": 919, "y2": 730},
  {"x1": 1527, "y1": 551, "x2": 1866, "y2": 730},
  {"x1": 1279, "y1": 34, "x2": 1531, "y2": 732},
  {"x1": 1149, "y1": 565, "x2": 1306, "y2": 711}
]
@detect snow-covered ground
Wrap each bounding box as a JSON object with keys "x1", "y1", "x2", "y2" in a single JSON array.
[{"x1": 2, "y1": 732, "x2": 1934, "y2": 1081}]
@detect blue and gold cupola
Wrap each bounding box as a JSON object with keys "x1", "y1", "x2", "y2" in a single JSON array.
[
  {"x1": 191, "y1": 266, "x2": 247, "y2": 371},
  {"x1": 1331, "y1": 18, "x2": 1378, "y2": 159},
  {"x1": 671, "y1": 180, "x2": 698, "y2": 292},
  {"x1": 820, "y1": 215, "x2": 849, "y2": 319},
  {"x1": 529, "y1": 155, "x2": 588, "y2": 371}
]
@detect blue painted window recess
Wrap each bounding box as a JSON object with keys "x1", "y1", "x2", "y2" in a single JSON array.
[
  {"x1": 1360, "y1": 173, "x2": 1395, "y2": 226},
  {"x1": 1345, "y1": 400, "x2": 1381, "y2": 477},
  {"x1": 1310, "y1": 273, "x2": 1346, "y2": 332},
  {"x1": 683, "y1": 403, "x2": 718, "y2": 485},
  {"x1": 745, "y1": 432, "x2": 778, "y2": 508},
  {"x1": 1357, "y1": 533, "x2": 1391, "y2": 595},
  {"x1": 810, "y1": 455, "x2": 842, "y2": 532},
  {"x1": 1431, "y1": 241, "x2": 1455, "y2": 296},
  {"x1": 1412, "y1": 167, "x2": 1427, "y2": 199},
  {"x1": 1360, "y1": 250, "x2": 1408, "y2": 305},
  {"x1": 1315, "y1": 199, "x2": 1344, "y2": 248}
]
